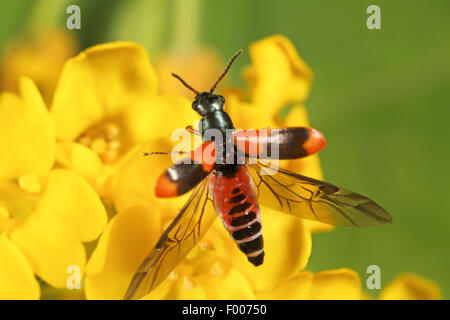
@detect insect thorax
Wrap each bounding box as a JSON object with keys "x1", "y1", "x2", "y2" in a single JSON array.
[{"x1": 200, "y1": 111, "x2": 234, "y2": 142}]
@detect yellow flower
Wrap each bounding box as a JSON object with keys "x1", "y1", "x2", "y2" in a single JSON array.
[
  {"x1": 0, "y1": 30, "x2": 77, "y2": 106},
  {"x1": 257, "y1": 268, "x2": 441, "y2": 300},
  {"x1": 50, "y1": 42, "x2": 200, "y2": 195},
  {"x1": 84, "y1": 36, "x2": 325, "y2": 299},
  {"x1": 257, "y1": 268, "x2": 363, "y2": 299},
  {"x1": 244, "y1": 35, "x2": 313, "y2": 114},
  {"x1": 0, "y1": 77, "x2": 107, "y2": 299},
  {"x1": 379, "y1": 273, "x2": 442, "y2": 300}
]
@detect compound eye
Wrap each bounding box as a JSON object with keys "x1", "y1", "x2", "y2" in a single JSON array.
[
  {"x1": 192, "y1": 100, "x2": 199, "y2": 110},
  {"x1": 218, "y1": 95, "x2": 225, "y2": 103}
]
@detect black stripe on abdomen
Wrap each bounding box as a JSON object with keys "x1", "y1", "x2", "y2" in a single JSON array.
[
  {"x1": 238, "y1": 235, "x2": 263, "y2": 254},
  {"x1": 230, "y1": 211, "x2": 257, "y2": 227},
  {"x1": 232, "y1": 187, "x2": 240, "y2": 194},
  {"x1": 228, "y1": 202, "x2": 252, "y2": 215},
  {"x1": 229, "y1": 194, "x2": 246, "y2": 204},
  {"x1": 232, "y1": 222, "x2": 262, "y2": 240}
]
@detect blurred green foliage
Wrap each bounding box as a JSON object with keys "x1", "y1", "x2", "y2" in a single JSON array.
[{"x1": 1, "y1": 0, "x2": 449, "y2": 298}]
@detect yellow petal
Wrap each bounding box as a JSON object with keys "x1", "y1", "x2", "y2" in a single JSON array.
[
  {"x1": 9, "y1": 169, "x2": 107, "y2": 287},
  {"x1": 380, "y1": 273, "x2": 442, "y2": 300},
  {"x1": 123, "y1": 94, "x2": 200, "y2": 146},
  {"x1": 56, "y1": 141, "x2": 103, "y2": 188},
  {"x1": 206, "y1": 207, "x2": 312, "y2": 292},
  {"x1": 225, "y1": 92, "x2": 278, "y2": 131},
  {"x1": 18, "y1": 173, "x2": 43, "y2": 194},
  {"x1": 256, "y1": 271, "x2": 314, "y2": 299},
  {"x1": 161, "y1": 274, "x2": 208, "y2": 300},
  {"x1": 142, "y1": 249, "x2": 255, "y2": 300},
  {"x1": 257, "y1": 268, "x2": 363, "y2": 300},
  {"x1": 169, "y1": 266, "x2": 255, "y2": 300},
  {"x1": 186, "y1": 251, "x2": 255, "y2": 300},
  {"x1": 0, "y1": 234, "x2": 40, "y2": 299},
  {"x1": 85, "y1": 204, "x2": 161, "y2": 299},
  {"x1": 51, "y1": 42, "x2": 158, "y2": 141},
  {"x1": 0, "y1": 77, "x2": 55, "y2": 179},
  {"x1": 310, "y1": 268, "x2": 363, "y2": 299},
  {"x1": 245, "y1": 35, "x2": 312, "y2": 113}
]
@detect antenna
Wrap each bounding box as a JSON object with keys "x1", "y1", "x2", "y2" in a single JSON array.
[
  {"x1": 172, "y1": 73, "x2": 199, "y2": 95},
  {"x1": 210, "y1": 49, "x2": 242, "y2": 93}
]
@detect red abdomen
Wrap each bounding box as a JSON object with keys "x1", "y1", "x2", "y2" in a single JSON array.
[{"x1": 209, "y1": 166, "x2": 264, "y2": 266}]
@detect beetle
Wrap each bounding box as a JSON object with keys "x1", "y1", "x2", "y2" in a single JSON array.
[{"x1": 124, "y1": 50, "x2": 393, "y2": 299}]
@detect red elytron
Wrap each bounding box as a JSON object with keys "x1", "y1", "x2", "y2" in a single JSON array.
[{"x1": 124, "y1": 51, "x2": 393, "y2": 300}]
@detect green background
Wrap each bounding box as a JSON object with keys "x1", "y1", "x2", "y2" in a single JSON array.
[{"x1": 1, "y1": 0, "x2": 449, "y2": 298}]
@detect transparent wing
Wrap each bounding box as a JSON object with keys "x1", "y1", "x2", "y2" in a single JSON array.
[
  {"x1": 124, "y1": 178, "x2": 216, "y2": 300},
  {"x1": 247, "y1": 162, "x2": 392, "y2": 227}
]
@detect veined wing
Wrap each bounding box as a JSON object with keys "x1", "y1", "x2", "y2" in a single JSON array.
[
  {"x1": 247, "y1": 162, "x2": 392, "y2": 227},
  {"x1": 124, "y1": 178, "x2": 216, "y2": 299}
]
